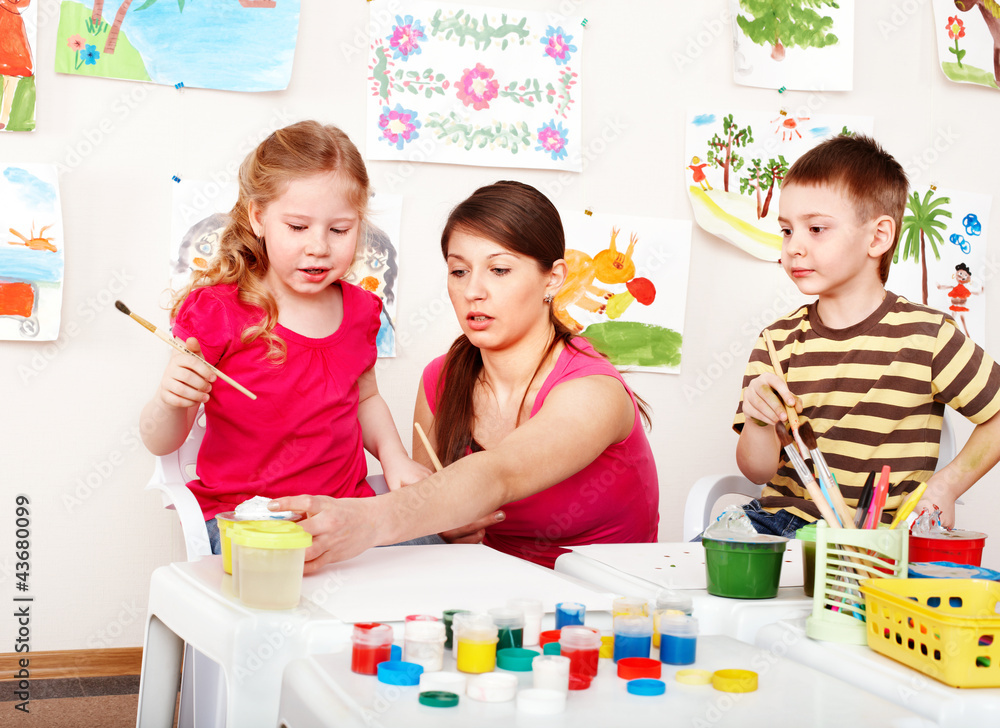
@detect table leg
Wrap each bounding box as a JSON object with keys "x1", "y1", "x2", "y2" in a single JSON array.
[{"x1": 136, "y1": 615, "x2": 184, "y2": 728}]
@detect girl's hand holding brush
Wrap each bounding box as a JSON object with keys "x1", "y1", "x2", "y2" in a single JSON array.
[{"x1": 157, "y1": 337, "x2": 217, "y2": 409}]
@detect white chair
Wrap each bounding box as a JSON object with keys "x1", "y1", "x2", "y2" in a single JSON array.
[
  {"x1": 144, "y1": 406, "x2": 388, "y2": 727},
  {"x1": 681, "y1": 411, "x2": 959, "y2": 542}
]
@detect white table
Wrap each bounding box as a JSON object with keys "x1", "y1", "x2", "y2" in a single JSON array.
[
  {"x1": 276, "y1": 633, "x2": 931, "y2": 727},
  {"x1": 137, "y1": 545, "x2": 615, "y2": 728},
  {"x1": 554, "y1": 543, "x2": 813, "y2": 643},
  {"x1": 756, "y1": 618, "x2": 1000, "y2": 728}
]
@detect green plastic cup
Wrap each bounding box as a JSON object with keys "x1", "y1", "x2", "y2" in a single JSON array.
[
  {"x1": 795, "y1": 523, "x2": 817, "y2": 597},
  {"x1": 702, "y1": 536, "x2": 787, "y2": 599}
]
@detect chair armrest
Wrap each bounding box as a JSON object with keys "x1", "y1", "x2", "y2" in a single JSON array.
[
  {"x1": 146, "y1": 465, "x2": 211, "y2": 560},
  {"x1": 682, "y1": 474, "x2": 763, "y2": 542}
]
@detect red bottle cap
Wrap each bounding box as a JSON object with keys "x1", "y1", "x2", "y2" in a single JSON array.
[{"x1": 617, "y1": 657, "x2": 662, "y2": 680}]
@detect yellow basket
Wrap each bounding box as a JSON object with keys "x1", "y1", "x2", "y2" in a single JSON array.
[{"x1": 860, "y1": 578, "x2": 1000, "y2": 688}]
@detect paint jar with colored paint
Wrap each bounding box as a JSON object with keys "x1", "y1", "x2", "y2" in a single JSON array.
[
  {"x1": 703, "y1": 535, "x2": 788, "y2": 599},
  {"x1": 453, "y1": 614, "x2": 499, "y2": 674},
  {"x1": 403, "y1": 619, "x2": 447, "y2": 672},
  {"x1": 613, "y1": 614, "x2": 653, "y2": 662},
  {"x1": 659, "y1": 615, "x2": 698, "y2": 665},
  {"x1": 508, "y1": 598, "x2": 543, "y2": 647},
  {"x1": 233, "y1": 523, "x2": 311, "y2": 610},
  {"x1": 532, "y1": 654, "x2": 570, "y2": 693},
  {"x1": 351, "y1": 623, "x2": 394, "y2": 675},
  {"x1": 612, "y1": 596, "x2": 648, "y2": 618},
  {"x1": 442, "y1": 609, "x2": 471, "y2": 650},
  {"x1": 488, "y1": 607, "x2": 524, "y2": 650},
  {"x1": 558, "y1": 625, "x2": 601, "y2": 690},
  {"x1": 652, "y1": 590, "x2": 692, "y2": 648},
  {"x1": 796, "y1": 523, "x2": 817, "y2": 597},
  {"x1": 909, "y1": 529, "x2": 987, "y2": 567},
  {"x1": 216, "y1": 512, "x2": 240, "y2": 574},
  {"x1": 555, "y1": 601, "x2": 585, "y2": 629}
]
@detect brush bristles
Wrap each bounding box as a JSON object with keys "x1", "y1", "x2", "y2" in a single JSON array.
[
  {"x1": 798, "y1": 421, "x2": 818, "y2": 451},
  {"x1": 114, "y1": 300, "x2": 130, "y2": 315},
  {"x1": 774, "y1": 422, "x2": 793, "y2": 448}
]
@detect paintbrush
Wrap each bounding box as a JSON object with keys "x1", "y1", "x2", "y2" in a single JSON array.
[
  {"x1": 889, "y1": 482, "x2": 928, "y2": 530},
  {"x1": 774, "y1": 423, "x2": 841, "y2": 527},
  {"x1": 115, "y1": 300, "x2": 257, "y2": 400},
  {"x1": 414, "y1": 422, "x2": 444, "y2": 472},
  {"x1": 853, "y1": 471, "x2": 877, "y2": 528},
  {"x1": 762, "y1": 329, "x2": 809, "y2": 461},
  {"x1": 797, "y1": 422, "x2": 856, "y2": 529}
]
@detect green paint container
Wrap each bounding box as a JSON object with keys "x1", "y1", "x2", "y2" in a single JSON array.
[{"x1": 703, "y1": 536, "x2": 787, "y2": 599}]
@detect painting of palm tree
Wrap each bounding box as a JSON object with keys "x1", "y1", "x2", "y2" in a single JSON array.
[
  {"x1": 91, "y1": 0, "x2": 185, "y2": 56},
  {"x1": 895, "y1": 188, "x2": 952, "y2": 305}
]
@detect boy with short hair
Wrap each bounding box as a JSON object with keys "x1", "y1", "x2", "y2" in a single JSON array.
[{"x1": 734, "y1": 134, "x2": 1000, "y2": 535}]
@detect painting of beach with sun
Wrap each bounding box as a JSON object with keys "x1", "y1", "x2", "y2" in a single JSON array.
[
  {"x1": 931, "y1": 0, "x2": 1000, "y2": 91},
  {"x1": 886, "y1": 185, "x2": 991, "y2": 345},
  {"x1": 684, "y1": 110, "x2": 873, "y2": 261},
  {"x1": 1, "y1": 164, "x2": 64, "y2": 340},
  {"x1": 366, "y1": 1, "x2": 584, "y2": 171},
  {"x1": 54, "y1": 0, "x2": 300, "y2": 92},
  {"x1": 730, "y1": 0, "x2": 854, "y2": 91},
  {"x1": 558, "y1": 210, "x2": 691, "y2": 374}
]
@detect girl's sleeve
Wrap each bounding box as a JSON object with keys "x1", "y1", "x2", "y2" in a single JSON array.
[{"x1": 171, "y1": 288, "x2": 234, "y2": 367}]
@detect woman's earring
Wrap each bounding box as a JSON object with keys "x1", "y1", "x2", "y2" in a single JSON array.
[{"x1": 543, "y1": 294, "x2": 554, "y2": 304}]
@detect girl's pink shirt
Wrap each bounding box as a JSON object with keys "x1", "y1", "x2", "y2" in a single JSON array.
[
  {"x1": 422, "y1": 339, "x2": 659, "y2": 568},
  {"x1": 172, "y1": 282, "x2": 380, "y2": 520}
]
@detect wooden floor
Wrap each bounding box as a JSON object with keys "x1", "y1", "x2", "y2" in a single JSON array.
[{"x1": 0, "y1": 674, "x2": 152, "y2": 727}]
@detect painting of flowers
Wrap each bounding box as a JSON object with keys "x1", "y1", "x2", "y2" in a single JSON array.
[
  {"x1": 54, "y1": 0, "x2": 300, "y2": 92},
  {"x1": 932, "y1": 0, "x2": 1000, "y2": 90},
  {"x1": 366, "y1": 1, "x2": 584, "y2": 171}
]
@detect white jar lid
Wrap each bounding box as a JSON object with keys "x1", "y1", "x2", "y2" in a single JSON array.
[
  {"x1": 419, "y1": 671, "x2": 466, "y2": 694},
  {"x1": 517, "y1": 688, "x2": 567, "y2": 715},
  {"x1": 466, "y1": 672, "x2": 517, "y2": 702}
]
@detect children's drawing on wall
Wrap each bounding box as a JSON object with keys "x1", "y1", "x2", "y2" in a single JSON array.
[
  {"x1": 1, "y1": 0, "x2": 36, "y2": 131},
  {"x1": 342, "y1": 193, "x2": 403, "y2": 358},
  {"x1": 932, "y1": 0, "x2": 1000, "y2": 90},
  {"x1": 169, "y1": 179, "x2": 235, "y2": 295},
  {"x1": 684, "y1": 110, "x2": 873, "y2": 261},
  {"x1": 0, "y1": 164, "x2": 64, "y2": 340},
  {"x1": 557, "y1": 211, "x2": 691, "y2": 374},
  {"x1": 887, "y1": 186, "x2": 991, "y2": 344},
  {"x1": 54, "y1": 0, "x2": 300, "y2": 92},
  {"x1": 730, "y1": 0, "x2": 854, "y2": 91},
  {"x1": 366, "y1": 2, "x2": 583, "y2": 171}
]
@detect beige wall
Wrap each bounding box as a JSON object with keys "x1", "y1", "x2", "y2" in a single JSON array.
[{"x1": 2, "y1": 0, "x2": 998, "y2": 651}]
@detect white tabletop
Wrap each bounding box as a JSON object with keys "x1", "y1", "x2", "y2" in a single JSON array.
[
  {"x1": 277, "y1": 633, "x2": 931, "y2": 727},
  {"x1": 756, "y1": 618, "x2": 1000, "y2": 728},
  {"x1": 554, "y1": 542, "x2": 813, "y2": 643}
]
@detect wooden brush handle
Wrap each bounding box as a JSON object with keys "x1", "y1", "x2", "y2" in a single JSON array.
[
  {"x1": 158, "y1": 329, "x2": 257, "y2": 400},
  {"x1": 762, "y1": 329, "x2": 801, "y2": 429}
]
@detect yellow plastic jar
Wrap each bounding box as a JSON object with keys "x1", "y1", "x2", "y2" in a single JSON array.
[
  {"x1": 232, "y1": 523, "x2": 311, "y2": 609},
  {"x1": 229, "y1": 521, "x2": 304, "y2": 594},
  {"x1": 218, "y1": 511, "x2": 302, "y2": 574},
  {"x1": 453, "y1": 614, "x2": 499, "y2": 674}
]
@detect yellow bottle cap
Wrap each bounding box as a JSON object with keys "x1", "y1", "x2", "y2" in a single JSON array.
[
  {"x1": 675, "y1": 669, "x2": 713, "y2": 685},
  {"x1": 711, "y1": 669, "x2": 758, "y2": 693}
]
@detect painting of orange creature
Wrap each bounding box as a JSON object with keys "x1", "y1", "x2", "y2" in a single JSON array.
[{"x1": 554, "y1": 227, "x2": 637, "y2": 332}]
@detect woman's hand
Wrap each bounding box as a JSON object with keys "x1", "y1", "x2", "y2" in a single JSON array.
[
  {"x1": 269, "y1": 495, "x2": 380, "y2": 573},
  {"x1": 439, "y1": 510, "x2": 505, "y2": 544}
]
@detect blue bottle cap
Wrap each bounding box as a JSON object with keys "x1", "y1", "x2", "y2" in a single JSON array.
[
  {"x1": 627, "y1": 678, "x2": 666, "y2": 696},
  {"x1": 390, "y1": 644, "x2": 402, "y2": 661},
  {"x1": 377, "y1": 660, "x2": 424, "y2": 686}
]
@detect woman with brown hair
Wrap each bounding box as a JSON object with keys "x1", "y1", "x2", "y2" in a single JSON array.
[{"x1": 271, "y1": 181, "x2": 659, "y2": 569}]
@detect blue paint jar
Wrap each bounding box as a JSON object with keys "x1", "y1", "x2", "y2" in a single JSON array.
[
  {"x1": 659, "y1": 615, "x2": 698, "y2": 665},
  {"x1": 555, "y1": 602, "x2": 585, "y2": 630},
  {"x1": 612, "y1": 615, "x2": 653, "y2": 662}
]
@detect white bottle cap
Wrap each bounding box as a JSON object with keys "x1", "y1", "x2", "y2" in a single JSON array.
[
  {"x1": 517, "y1": 688, "x2": 567, "y2": 714},
  {"x1": 466, "y1": 672, "x2": 518, "y2": 702},
  {"x1": 418, "y1": 670, "x2": 467, "y2": 694}
]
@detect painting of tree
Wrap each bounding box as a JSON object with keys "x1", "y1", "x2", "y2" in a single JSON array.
[
  {"x1": 739, "y1": 155, "x2": 789, "y2": 219},
  {"x1": 706, "y1": 114, "x2": 753, "y2": 192},
  {"x1": 737, "y1": 0, "x2": 841, "y2": 61},
  {"x1": 895, "y1": 189, "x2": 952, "y2": 305},
  {"x1": 91, "y1": 0, "x2": 186, "y2": 56}
]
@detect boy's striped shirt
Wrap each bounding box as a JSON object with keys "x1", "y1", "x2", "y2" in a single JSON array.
[{"x1": 734, "y1": 293, "x2": 1000, "y2": 522}]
